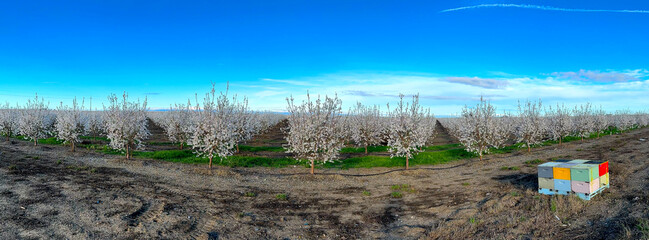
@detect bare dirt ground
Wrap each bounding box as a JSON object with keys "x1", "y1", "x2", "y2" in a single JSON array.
[{"x1": 1, "y1": 126, "x2": 648, "y2": 239}]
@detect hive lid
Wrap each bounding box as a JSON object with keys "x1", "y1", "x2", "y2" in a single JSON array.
[
  {"x1": 572, "y1": 164, "x2": 597, "y2": 169},
  {"x1": 584, "y1": 160, "x2": 607, "y2": 164},
  {"x1": 538, "y1": 162, "x2": 562, "y2": 167},
  {"x1": 569, "y1": 159, "x2": 589, "y2": 163},
  {"x1": 552, "y1": 159, "x2": 572, "y2": 162},
  {"x1": 557, "y1": 163, "x2": 579, "y2": 168}
]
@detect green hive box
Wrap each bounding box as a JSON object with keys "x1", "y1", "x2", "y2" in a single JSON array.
[
  {"x1": 570, "y1": 164, "x2": 599, "y2": 182},
  {"x1": 538, "y1": 159, "x2": 609, "y2": 200}
]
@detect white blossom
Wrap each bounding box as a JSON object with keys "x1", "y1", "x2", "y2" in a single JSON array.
[
  {"x1": 187, "y1": 84, "x2": 239, "y2": 169},
  {"x1": 285, "y1": 92, "x2": 344, "y2": 174},
  {"x1": 54, "y1": 98, "x2": 86, "y2": 152},
  {"x1": 546, "y1": 103, "x2": 573, "y2": 145},
  {"x1": 572, "y1": 103, "x2": 595, "y2": 141},
  {"x1": 454, "y1": 96, "x2": 508, "y2": 161},
  {"x1": 593, "y1": 107, "x2": 609, "y2": 138},
  {"x1": 103, "y1": 92, "x2": 150, "y2": 159},
  {"x1": 348, "y1": 102, "x2": 385, "y2": 154},
  {"x1": 18, "y1": 94, "x2": 53, "y2": 146},
  {"x1": 513, "y1": 99, "x2": 545, "y2": 152},
  {"x1": 386, "y1": 94, "x2": 433, "y2": 169},
  {"x1": 0, "y1": 102, "x2": 19, "y2": 141},
  {"x1": 232, "y1": 98, "x2": 261, "y2": 152},
  {"x1": 157, "y1": 101, "x2": 193, "y2": 149}
]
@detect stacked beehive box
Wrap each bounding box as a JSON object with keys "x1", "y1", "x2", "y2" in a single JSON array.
[{"x1": 537, "y1": 159, "x2": 609, "y2": 200}]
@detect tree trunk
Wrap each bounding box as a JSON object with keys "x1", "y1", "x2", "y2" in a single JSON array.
[
  {"x1": 180, "y1": 143, "x2": 183, "y2": 150},
  {"x1": 581, "y1": 136, "x2": 584, "y2": 142},
  {"x1": 559, "y1": 138, "x2": 562, "y2": 145},
  {"x1": 310, "y1": 159, "x2": 315, "y2": 175},
  {"x1": 527, "y1": 144, "x2": 531, "y2": 153},
  {"x1": 236, "y1": 144, "x2": 240, "y2": 153},
  {"x1": 71, "y1": 142, "x2": 75, "y2": 152},
  {"x1": 406, "y1": 156, "x2": 409, "y2": 170},
  {"x1": 364, "y1": 145, "x2": 368, "y2": 154},
  {"x1": 126, "y1": 145, "x2": 130, "y2": 160},
  {"x1": 34, "y1": 139, "x2": 38, "y2": 146},
  {"x1": 597, "y1": 132, "x2": 600, "y2": 139},
  {"x1": 479, "y1": 154, "x2": 483, "y2": 161},
  {"x1": 209, "y1": 156, "x2": 213, "y2": 169}
]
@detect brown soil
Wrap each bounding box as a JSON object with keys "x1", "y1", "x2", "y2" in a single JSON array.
[{"x1": 1, "y1": 128, "x2": 648, "y2": 239}]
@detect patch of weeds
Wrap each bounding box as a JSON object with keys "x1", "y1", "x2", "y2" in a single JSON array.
[
  {"x1": 519, "y1": 216, "x2": 527, "y2": 222},
  {"x1": 533, "y1": 195, "x2": 540, "y2": 200},
  {"x1": 390, "y1": 191, "x2": 403, "y2": 198},
  {"x1": 500, "y1": 166, "x2": 520, "y2": 171},
  {"x1": 275, "y1": 194, "x2": 287, "y2": 200},
  {"x1": 524, "y1": 159, "x2": 544, "y2": 166},
  {"x1": 550, "y1": 199, "x2": 557, "y2": 213},
  {"x1": 56, "y1": 160, "x2": 63, "y2": 165},
  {"x1": 244, "y1": 192, "x2": 256, "y2": 197},
  {"x1": 66, "y1": 165, "x2": 90, "y2": 171},
  {"x1": 469, "y1": 217, "x2": 477, "y2": 224},
  {"x1": 462, "y1": 182, "x2": 470, "y2": 186},
  {"x1": 510, "y1": 191, "x2": 520, "y2": 197},
  {"x1": 362, "y1": 191, "x2": 371, "y2": 196},
  {"x1": 390, "y1": 184, "x2": 416, "y2": 193},
  {"x1": 637, "y1": 218, "x2": 649, "y2": 238},
  {"x1": 8, "y1": 165, "x2": 17, "y2": 170},
  {"x1": 33, "y1": 156, "x2": 39, "y2": 160},
  {"x1": 90, "y1": 168, "x2": 97, "y2": 173},
  {"x1": 610, "y1": 148, "x2": 615, "y2": 151},
  {"x1": 237, "y1": 212, "x2": 246, "y2": 218}
]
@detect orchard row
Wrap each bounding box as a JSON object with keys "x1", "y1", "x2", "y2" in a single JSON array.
[{"x1": 1, "y1": 85, "x2": 647, "y2": 174}]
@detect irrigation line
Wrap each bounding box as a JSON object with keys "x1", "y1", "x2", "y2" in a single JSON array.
[{"x1": 230, "y1": 161, "x2": 473, "y2": 177}]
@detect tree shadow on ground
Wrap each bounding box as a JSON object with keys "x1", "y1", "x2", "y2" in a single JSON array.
[{"x1": 491, "y1": 173, "x2": 538, "y2": 191}]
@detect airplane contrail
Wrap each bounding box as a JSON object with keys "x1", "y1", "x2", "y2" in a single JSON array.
[{"x1": 440, "y1": 4, "x2": 649, "y2": 14}]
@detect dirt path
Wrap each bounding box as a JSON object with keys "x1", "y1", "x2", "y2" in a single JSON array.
[{"x1": 1, "y1": 128, "x2": 648, "y2": 239}]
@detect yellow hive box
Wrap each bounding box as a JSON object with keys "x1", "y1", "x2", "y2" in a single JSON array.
[
  {"x1": 553, "y1": 166, "x2": 572, "y2": 180},
  {"x1": 600, "y1": 173, "x2": 609, "y2": 186}
]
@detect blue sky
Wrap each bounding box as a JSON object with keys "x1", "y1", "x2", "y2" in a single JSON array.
[{"x1": 1, "y1": 0, "x2": 648, "y2": 114}]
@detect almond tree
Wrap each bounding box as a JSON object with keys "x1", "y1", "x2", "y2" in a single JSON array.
[
  {"x1": 348, "y1": 102, "x2": 385, "y2": 154},
  {"x1": 257, "y1": 112, "x2": 285, "y2": 133},
  {"x1": 188, "y1": 84, "x2": 238, "y2": 169},
  {"x1": 546, "y1": 103, "x2": 573, "y2": 145},
  {"x1": 0, "y1": 103, "x2": 19, "y2": 141},
  {"x1": 455, "y1": 96, "x2": 508, "y2": 161},
  {"x1": 613, "y1": 110, "x2": 634, "y2": 132},
  {"x1": 421, "y1": 115, "x2": 438, "y2": 147},
  {"x1": 55, "y1": 98, "x2": 86, "y2": 152},
  {"x1": 514, "y1": 99, "x2": 545, "y2": 152},
  {"x1": 285, "y1": 92, "x2": 344, "y2": 174},
  {"x1": 159, "y1": 101, "x2": 192, "y2": 149},
  {"x1": 18, "y1": 94, "x2": 53, "y2": 146},
  {"x1": 84, "y1": 100, "x2": 105, "y2": 143},
  {"x1": 573, "y1": 103, "x2": 595, "y2": 141},
  {"x1": 103, "y1": 93, "x2": 150, "y2": 159},
  {"x1": 386, "y1": 94, "x2": 432, "y2": 169},
  {"x1": 232, "y1": 98, "x2": 260, "y2": 152},
  {"x1": 635, "y1": 112, "x2": 649, "y2": 128},
  {"x1": 593, "y1": 107, "x2": 609, "y2": 138}
]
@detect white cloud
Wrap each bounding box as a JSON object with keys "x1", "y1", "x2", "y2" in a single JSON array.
[
  {"x1": 548, "y1": 69, "x2": 643, "y2": 82},
  {"x1": 440, "y1": 4, "x2": 649, "y2": 14},
  {"x1": 248, "y1": 72, "x2": 649, "y2": 115},
  {"x1": 260, "y1": 78, "x2": 318, "y2": 86},
  {"x1": 444, "y1": 77, "x2": 509, "y2": 89}
]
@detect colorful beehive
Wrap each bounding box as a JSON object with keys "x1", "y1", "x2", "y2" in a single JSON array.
[{"x1": 537, "y1": 159, "x2": 609, "y2": 200}]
